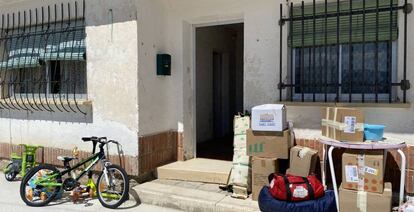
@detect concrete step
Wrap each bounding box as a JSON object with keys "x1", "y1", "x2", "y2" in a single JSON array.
[
  {"x1": 156, "y1": 158, "x2": 232, "y2": 184},
  {"x1": 133, "y1": 179, "x2": 260, "y2": 212}
]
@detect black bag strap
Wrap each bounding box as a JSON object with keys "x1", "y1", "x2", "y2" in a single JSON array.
[
  {"x1": 303, "y1": 177, "x2": 315, "y2": 200},
  {"x1": 268, "y1": 173, "x2": 274, "y2": 184},
  {"x1": 282, "y1": 175, "x2": 292, "y2": 201}
]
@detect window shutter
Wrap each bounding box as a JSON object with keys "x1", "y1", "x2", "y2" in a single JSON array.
[
  {"x1": 0, "y1": 57, "x2": 42, "y2": 69},
  {"x1": 0, "y1": 20, "x2": 86, "y2": 70},
  {"x1": 289, "y1": 0, "x2": 398, "y2": 48},
  {"x1": 0, "y1": 35, "x2": 44, "y2": 69},
  {"x1": 41, "y1": 20, "x2": 86, "y2": 61}
]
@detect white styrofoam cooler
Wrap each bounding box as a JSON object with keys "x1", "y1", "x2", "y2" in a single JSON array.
[{"x1": 251, "y1": 104, "x2": 287, "y2": 132}]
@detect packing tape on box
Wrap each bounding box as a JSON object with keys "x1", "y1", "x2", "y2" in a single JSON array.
[
  {"x1": 357, "y1": 191, "x2": 368, "y2": 212},
  {"x1": 298, "y1": 147, "x2": 311, "y2": 159},
  {"x1": 323, "y1": 108, "x2": 364, "y2": 137},
  {"x1": 321, "y1": 119, "x2": 364, "y2": 132},
  {"x1": 357, "y1": 154, "x2": 365, "y2": 191}
]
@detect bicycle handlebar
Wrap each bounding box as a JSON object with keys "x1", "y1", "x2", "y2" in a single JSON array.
[
  {"x1": 81, "y1": 137, "x2": 119, "y2": 145},
  {"x1": 82, "y1": 136, "x2": 106, "y2": 142}
]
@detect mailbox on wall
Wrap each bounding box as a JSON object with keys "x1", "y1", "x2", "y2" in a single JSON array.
[{"x1": 157, "y1": 54, "x2": 171, "y2": 76}]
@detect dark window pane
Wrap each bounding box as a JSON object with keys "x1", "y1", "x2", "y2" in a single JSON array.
[
  {"x1": 295, "y1": 45, "x2": 338, "y2": 94},
  {"x1": 342, "y1": 42, "x2": 389, "y2": 94},
  {"x1": 50, "y1": 61, "x2": 61, "y2": 94}
]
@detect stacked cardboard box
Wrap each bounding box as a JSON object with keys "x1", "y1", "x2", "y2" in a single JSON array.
[
  {"x1": 340, "y1": 149, "x2": 392, "y2": 212},
  {"x1": 339, "y1": 182, "x2": 392, "y2": 212},
  {"x1": 342, "y1": 150, "x2": 385, "y2": 193},
  {"x1": 287, "y1": 146, "x2": 319, "y2": 177},
  {"x1": 248, "y1": 104, "x2": 292, "y2": 201},
  {"x1": 321, "y1": 107, "x2": 364, "y2": 142},
  {"x1": 251, "y1": 157, "x2": 279, "y2": 200}
]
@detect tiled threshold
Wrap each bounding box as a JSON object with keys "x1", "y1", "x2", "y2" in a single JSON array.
[{"x1": 156, "y1": 158, "x2": 232, "y2": 185}]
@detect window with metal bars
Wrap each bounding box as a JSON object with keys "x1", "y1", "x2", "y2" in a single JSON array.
[
  {"x1": 278, "y1": 0, "x2": 411, "y2": 103},
  {"x1": 292, "y1": 41, "x2": 397, "y2": 102},
  {"x1": 0, "y1": 1, "x2": 87, "y2": 114}
]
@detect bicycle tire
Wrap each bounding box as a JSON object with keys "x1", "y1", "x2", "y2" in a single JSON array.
[
  {"x1": 5, "y1": 163, "x2": 17, "y2": 181},
  {"x1": 96, "y1": 164, "x2": 129, "y2": 209},
  {"x1": 20, "y1": 164, "x2": 62, "y2": 207}
]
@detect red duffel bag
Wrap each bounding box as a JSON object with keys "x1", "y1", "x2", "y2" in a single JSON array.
[{"x1": 268, "y1": 173, "x2": 324, "y2": 202}]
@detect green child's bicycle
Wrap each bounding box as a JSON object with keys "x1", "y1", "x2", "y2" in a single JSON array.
[
  {"x1": 19, "y1": 137, "x2": 129, "y2": 209},
  {"x1": 4, "y1": 144, "x2": 43, "y2": 181}
]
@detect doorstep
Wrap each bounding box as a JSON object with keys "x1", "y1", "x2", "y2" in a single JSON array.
[
  {"x1": 133, "y1": 179, "x2": 260, "y2": 212},
  {"x1": 156, "y1": 158, "x2": 232, "y2": 184}
]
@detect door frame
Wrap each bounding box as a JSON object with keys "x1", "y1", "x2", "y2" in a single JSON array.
[{"x1": 186, "y1": 17, "x2": 244, "y2": 159}]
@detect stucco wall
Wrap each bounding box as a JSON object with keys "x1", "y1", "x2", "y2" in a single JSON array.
[
  {"x1": 142, "y1": 0, "x2": 414, "y2": 159},
  {"x1": 0, "y1": 0, "x2": 139, "y2": 156},
  {"x1": 136, "y1": 0, "x2": 181, "y2": 136}
]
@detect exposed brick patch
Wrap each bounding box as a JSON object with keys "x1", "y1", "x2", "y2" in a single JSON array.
[
  {"x1": 0, "y1": 142, "x2": 139, "y2": 176},
  {"x1": 138, "y1": 131, "x2": 182, "y2": 175},
  {"x1": 177, "y1": 132, "x2": 184, "y2": 161},
  {"x1": 385, "y1": 145, "x2": 414, "y2": 171},
  {"x1": 385, "y1": 166, "x2": 414, "y2": 194}
]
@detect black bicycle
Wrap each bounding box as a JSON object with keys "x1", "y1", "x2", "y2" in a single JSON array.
[{"x1": 19, "y1": 137, "x2": 129, "y2": 209}]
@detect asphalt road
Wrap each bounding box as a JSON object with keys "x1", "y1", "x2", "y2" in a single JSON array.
[{"x1": 0, "y1": 173, "x2": 181, "y2": 212}]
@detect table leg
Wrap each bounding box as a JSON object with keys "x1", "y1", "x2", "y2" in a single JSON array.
[
  {"x1": 328, "y1": 146, "x2": 339, "y2": 211},
  {"x1": 398, "y1": 149, "x2": 406, "y2": 206},
  {"x1": 322, "y1": 144, "x2": 326, "y2": 188}
]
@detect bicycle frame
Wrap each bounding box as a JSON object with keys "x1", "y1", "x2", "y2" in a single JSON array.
[
  {"x1": 35, "y1": 151, "x2": 105, "y2": 187},
  {"x1": 62, "y1": 152, "x2": 104, "y2": 181}
]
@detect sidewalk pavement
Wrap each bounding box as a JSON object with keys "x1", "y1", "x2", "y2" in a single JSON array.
[{"x1": 0, "y1": 173, "x2": 181, "y2": 212}]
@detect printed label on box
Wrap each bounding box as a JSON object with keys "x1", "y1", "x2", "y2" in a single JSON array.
[
  {"x1": 345, "y1": 165, "x2": 359, "y2": 183},
  {"x1": 364, "y1": 166, "x2": 378, "y2": 176},
  {"x1": 248, "y1": 143, "x2": 264, "y2": 153},
  {"x1": 259, "y1": 113, "x2": 276, "y2": 126},
  {"x1": 344, "y1": 116, "x2": 356, "y2": 133}
]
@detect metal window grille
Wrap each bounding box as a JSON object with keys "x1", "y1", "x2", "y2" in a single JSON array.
[
  {"x1": 0, "y1": 0, "x2": 87, "y2": 114},
  {"x1": 278, "y1": 0, "x2": 412, "y2": 103}
]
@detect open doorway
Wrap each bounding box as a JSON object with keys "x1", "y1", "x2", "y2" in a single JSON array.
[{"x1": 195, "y1": 23, "x2": 244, "y2": 161}]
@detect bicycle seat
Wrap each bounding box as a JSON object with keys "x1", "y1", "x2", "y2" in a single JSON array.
[{"x1": 57, "y1": 156, "x2": 76, "y2": 163}]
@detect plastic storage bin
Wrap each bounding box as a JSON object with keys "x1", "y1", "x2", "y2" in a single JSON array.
[{"x1": 364, "y1": 124, "x2": 385, "y2": 141}]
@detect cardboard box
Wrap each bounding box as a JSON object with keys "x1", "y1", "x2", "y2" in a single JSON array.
[
  {"x1": 342, "y1": 150, "x2": 385, "y2": 193},
  {"x1": 286, "y1": 146, "x2": 318, "y2": 177},
  {"x1": 251, "y1": 157, "x2": 279, "y2": 201},
  {"x1": 246, "y1": 129, "x2": 291, "y2": 159},
  {"x1": 252, "y1": 104, "x2": 287, "y2": 132},
  {"x1": 321, "y1": 107, "x2": 364, "y2": 142},
  {"x1": 339, "y1": 182, "x2": 392, "y2": 212}
]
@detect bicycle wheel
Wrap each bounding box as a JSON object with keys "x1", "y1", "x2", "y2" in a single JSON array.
[
  {"x1": 5, "y1": 163, "x2": 17, "y2": 181},
  {"x1": 96, "y1": 164, "x2": 129, "y2": 209},
  {"x1": 20, "y1": 164, "x2": 62, "y2": 207}
]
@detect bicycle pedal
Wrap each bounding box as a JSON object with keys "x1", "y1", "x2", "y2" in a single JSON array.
[
  {"x1": 40, "y1": 192, "x2": 47, "y2": 201},
  {"x1": 26, "y1": 189, "x2": 33, "y2": 201}
]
